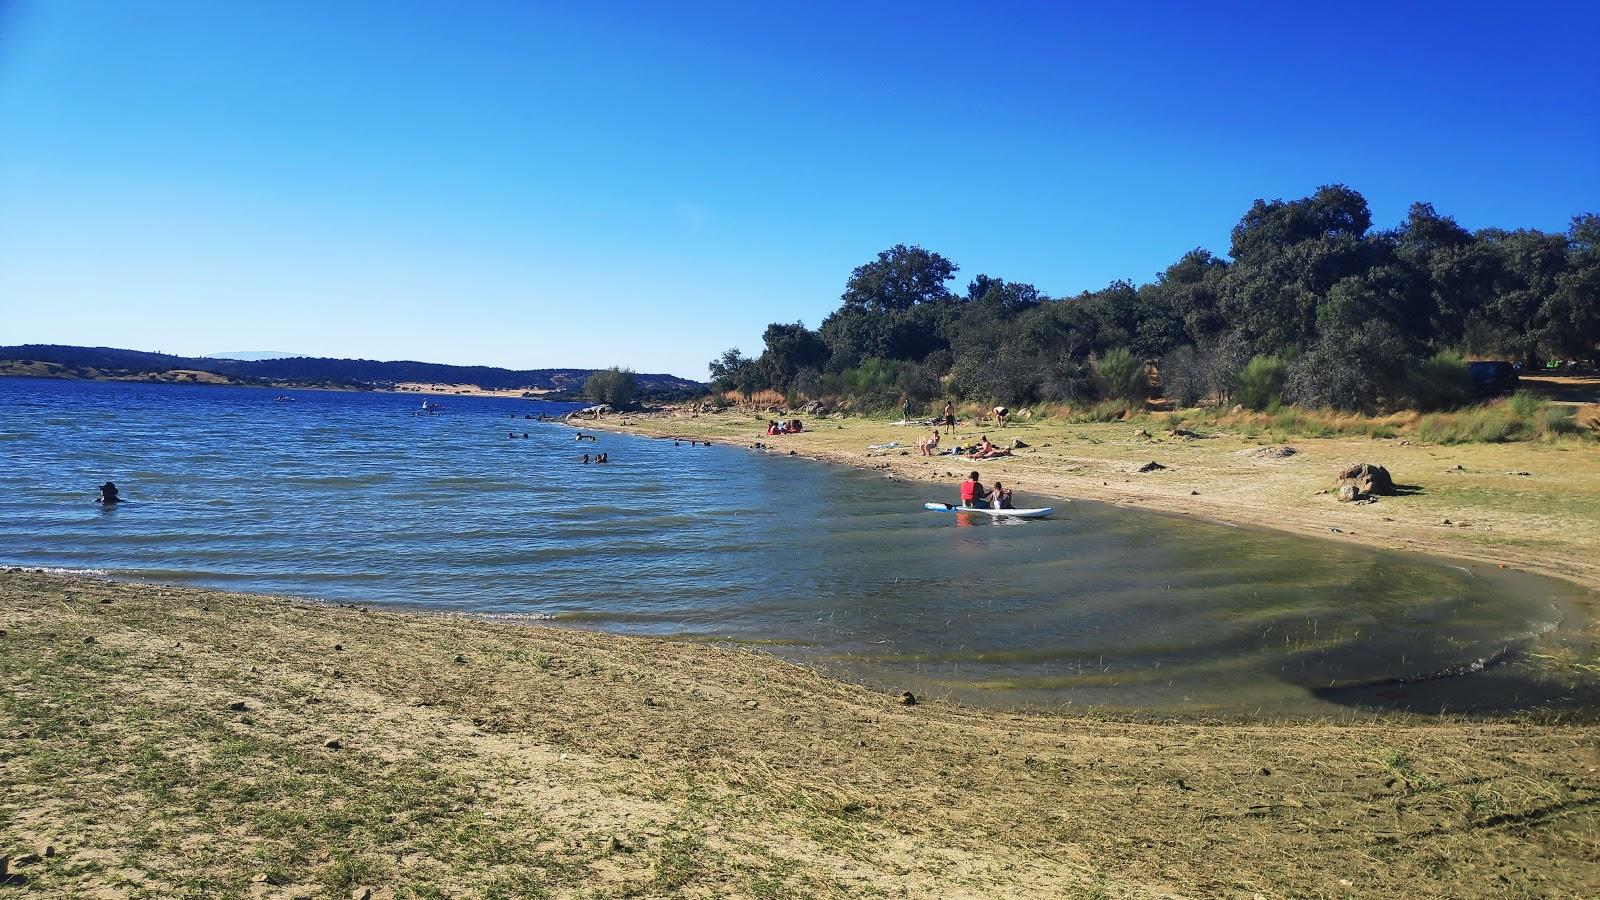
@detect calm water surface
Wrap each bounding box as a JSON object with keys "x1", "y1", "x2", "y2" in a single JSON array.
[{"x1": 3, "y1": 377, "x2": 1595, "y2": 716}]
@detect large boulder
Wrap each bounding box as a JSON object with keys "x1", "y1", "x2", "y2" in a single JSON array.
[{"x1": 1337, "y1": 463, "x2": 1393, "y2": 496}]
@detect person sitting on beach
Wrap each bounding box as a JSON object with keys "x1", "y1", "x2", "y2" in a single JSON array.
[
  {"x1": 767, "y1": 420, "x2": 779, "y2": 436},
  {"x1": 987, "y1": 481, "x2": 1013, "y2": 509},
  {"x1": 96, "y1": 481, "x2": 121, "y2": 504},
  {"x1": 959, "y1": 471, "x2": 984, "y2": 508},
  {"x1": 919, "y1": 429, "x2": 941, "y2": 455},
  {"x1": 789, "y1": 419, "x2": 803, "y2": 433}
]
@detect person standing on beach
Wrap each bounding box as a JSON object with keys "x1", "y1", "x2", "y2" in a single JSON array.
[{"x1": 942, "y1": 400, "x2": 956, "y2": 434}]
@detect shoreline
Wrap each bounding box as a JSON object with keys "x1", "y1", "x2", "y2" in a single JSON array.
[
  {"x1": 573, "y1": 409, "x2": 1600, "y2": 595},
  {"x1": 4, "y1": 568, "x2": 1598, "y2": 897}
]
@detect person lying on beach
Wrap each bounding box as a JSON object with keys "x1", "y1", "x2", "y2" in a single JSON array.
[
  {"x1": 959, "y1": 471, "x2": 984, "y2": 508},
  {"x1": 972, "y1": 436, "x2": 1013, "y2": 459},
  {"x1": 986, "y1": 481, "x2": 1013, "y2": 509}
]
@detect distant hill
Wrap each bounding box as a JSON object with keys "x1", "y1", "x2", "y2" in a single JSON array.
[
  {"x1": 0, "y1": 344, "x2": 703, "y2": 395},
  {"x1": 205, "y1": 350, "x2": 304, "y2": 361}
]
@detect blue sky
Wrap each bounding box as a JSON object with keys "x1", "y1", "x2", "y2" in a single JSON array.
[{"x1": 1, "y1": 1, "x2": 1595, "y2": 378}]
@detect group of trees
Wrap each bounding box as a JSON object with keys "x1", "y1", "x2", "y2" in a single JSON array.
[
  {"x1": 709, "y1": 186, "x2": 1599, "y2": 412},
  {"x1": 583, "y1": 367, "x2": 638, "y2": 406}
]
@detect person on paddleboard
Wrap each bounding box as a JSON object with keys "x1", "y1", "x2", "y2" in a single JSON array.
[
  {"x1": 960, "y1": 471, "x2": 984, "y2": 508},
  {"x1": 987, "y1": 481, "x2": 1013, "y2": 509}
]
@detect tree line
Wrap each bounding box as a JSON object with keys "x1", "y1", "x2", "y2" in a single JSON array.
[{"x1": 709, "y1": 186, "x2": 1598, "y2": 413}]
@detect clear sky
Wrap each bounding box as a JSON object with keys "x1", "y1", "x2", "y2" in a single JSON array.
[{"x1": 1, "y1": 1, "x2": 1595, "y2": 378}]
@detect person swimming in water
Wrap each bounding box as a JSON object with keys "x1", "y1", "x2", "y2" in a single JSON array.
[{"x1": 96, "y1": 481, "x2": 121, "y2": 504}]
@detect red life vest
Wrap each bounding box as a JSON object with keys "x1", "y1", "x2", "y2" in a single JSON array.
[{"x1": 960, "y1": 480, "x2": 979, "y2": 501}]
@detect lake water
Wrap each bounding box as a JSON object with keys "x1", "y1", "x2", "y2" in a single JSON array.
[{"x1": 3, "y1": 376, "x2": 1596, "y2": 717}]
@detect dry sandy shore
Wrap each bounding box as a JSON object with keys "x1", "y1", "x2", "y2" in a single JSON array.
[{"x1": 2, "y1": 571, "x2": 1598, "y2": 899}]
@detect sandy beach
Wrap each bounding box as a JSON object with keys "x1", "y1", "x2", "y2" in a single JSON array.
[{"x1": 3, "y1": 569, "x2": 1597, "y2": 898}]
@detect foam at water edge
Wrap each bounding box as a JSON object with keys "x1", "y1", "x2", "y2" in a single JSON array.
[{"x1": 2, "y1": 565, "x2": 112, "y2": 577}]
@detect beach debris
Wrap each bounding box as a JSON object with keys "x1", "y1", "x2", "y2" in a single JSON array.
[
  {"x1": 743, "y1": 700, "x2": 759, "y2": 709},
  {"x1": 228, "y1": 701, "x2": 248, "y2": 712},
  {"x1": 454, "y1": 654, "x2": 467, "y2": 665},
  {"x1": 352, "y1": 888, "x2": 374, "y2": 900},
  {"x1": 898, "y1": 691, "x2": 917, "y2": 706},
  {"x1": 1133, "y1": 428, "x2": 1151, "y2": 440},
  {"x1": 643, "y1": 696, "x2": 655, "y2": 707},
  {"x1": 0, "y1": 856, "x2": 22, "y2": 887},
  {"x1": 1134, "y1": 461, "x2": 1167, "y2": 473},
  {"x1": 331, "y1": 670, "x2": 345, "y2": 679},
  {"x1": 1240, "y1": 445, "x2": 1297, "y2": 459},
  {"x1": 82, "y1": 636, "x2": 96, "y2": 645},
  {"x1": 334, "y1": 643, "x2": 344, "y2": 651},
  {"x1": 323, "y1": 738, "x2": 343, "y2": 750},
  {"x1": 1448, "y1": 464, "x2": 1464, "y2": 471},
  {"x1": 1507, "y1": 471, "x2": 1532, "y2": 476},
  {"x1": 98, "y1": 597, "x2": 113, "y2": 604},
  {"x1": 1336, "y1": 463, "x2": 1393, "y2": 496},
  {"x1": 1190, "y1": 490, "x2": 1200, "y2": 496}
]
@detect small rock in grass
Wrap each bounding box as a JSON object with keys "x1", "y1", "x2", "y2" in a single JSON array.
[
  {"x1": 82, "y1": 636, "x2": 96, "y2": 645},
  {"x1": 643, "y1": 697, "x2": 655, "y2": 707},
  {"x1": 99, "y1": 597, "x2": 114, "y2": 604},
  {"x1": 228, "y1": 701, "x2": 248, "y2": 712},
  {"x1": 324, "y1": 738, "x2": 343, "y2": 750},
  {"x1": 351, "y1": 888, "x2": 373, "y2": 900},
  {"x1": 899, "y1": 691, "x2": 917, "y2": 706},
  {"x1": 454, "y1": 655, "x2": 467, "y2": 665},
  {"x1": 42, "y1": 846, "x2": 54, "y2": 858},
  {"x1": 334, "y1": 643, "x2": 344, "y2": 652},
  {"x1": 331, "y1": 670, "x2": 345, "y2": 679}
]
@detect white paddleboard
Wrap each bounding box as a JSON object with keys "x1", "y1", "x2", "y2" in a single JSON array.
[{"x1": 923, "y1": 502, "x2": 1053, "y2": 519}]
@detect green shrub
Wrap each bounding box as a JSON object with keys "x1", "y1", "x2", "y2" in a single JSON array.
[
  {"x1": 1507, "y1": 390, "x2": 1545, "y2": 418},
  {"x1": 1537, "y1": 405, "x2": 1580, "y2": 436},
  {"x1": 1403, "y1": 352, "x2": 1472, "y2": 412},
  {"x1": 1067, "y1": 399, "x2": 1135, "y2": 423},
  {"x1": 1095, "y1": 347, "x2": 1148, "y2": 405},
  {"x1": 1236, "y1": 355, "x2": 1287, "y2": 410}
]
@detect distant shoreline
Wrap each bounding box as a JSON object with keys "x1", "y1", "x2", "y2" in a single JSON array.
[{"x1": 0, "y1": 369, "x2": 588, "y2": 401}]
